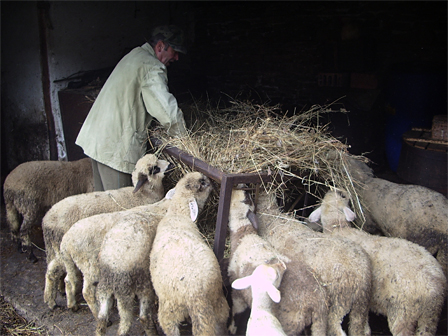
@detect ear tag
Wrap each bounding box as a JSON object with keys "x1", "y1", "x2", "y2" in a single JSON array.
[
  {"x1": 165, "y1": 188, "x2": 176, "y2": 199},
  {"x1": 189, "y1": 199, "x2": 199, "y2": 221}
]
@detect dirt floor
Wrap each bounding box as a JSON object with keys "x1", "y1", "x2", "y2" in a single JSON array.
[{"x1": 0, "y1": 197, "x2": 447, "y2": 336}]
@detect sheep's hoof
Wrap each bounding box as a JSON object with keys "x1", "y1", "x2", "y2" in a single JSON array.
[
  {"x1": 27, "y1": 253, "x2": 38, "y2": 263},
  {"x1": 46, "y1": 302, "x2": 58, "y2": 311},
  {"x1": 70, "y1": 304, "x2": 80, "y2": 312},
  {"x1": 95, "y1": 320, "x2": 112, "y2": 336}
]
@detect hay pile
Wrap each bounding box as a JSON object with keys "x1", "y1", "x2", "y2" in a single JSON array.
[
  {"x1": 0, "y1": 296, "x2": 45, "y2": 335},
  {"x1": 151, "y1": 99, "x2": 369, "y2": 243}
]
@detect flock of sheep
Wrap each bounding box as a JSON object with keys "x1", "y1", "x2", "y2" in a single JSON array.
[{"x1": 3, "y1": 153, "x2": 447, "y2": 336}]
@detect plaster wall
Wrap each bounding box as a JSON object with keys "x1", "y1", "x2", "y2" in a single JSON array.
[
  {"x1": 47, "y1": 1, "x2": 175, "y2": 161},
  {"x1": 1, "y1": 2, "x2": 47, "y2": 170},
  {"x1": 2, "y1": 1, "x2": 192, "y2": 174}
]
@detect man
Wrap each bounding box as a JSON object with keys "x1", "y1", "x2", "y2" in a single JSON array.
[{"x1": 76, "y1": 25, "x2": 187, "y2": 191}]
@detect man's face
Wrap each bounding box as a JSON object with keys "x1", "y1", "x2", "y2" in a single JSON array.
[{"x1": 156, "y1": 41, "x2": 179, "y2": 66}]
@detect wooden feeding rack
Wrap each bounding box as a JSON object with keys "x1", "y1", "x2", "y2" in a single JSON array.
[{"x1": 154, "y1": 140, "x2": 293, "y2": 264}]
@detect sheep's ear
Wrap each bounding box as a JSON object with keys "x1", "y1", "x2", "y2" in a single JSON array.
[
  {"x1": 231, "y1": 276, "x2": 252, "y2": 290},
  {"x1": 189, "y1": 198, "x2": 199, "y2": 221},
  {"x1": 308, "y1": 207, "x2": 322, "y2": 222},
  {"x1": 133, "y1": 173, "x2": 147, "y2": 193},
  {"x1": 266, "y1": 285, "x2": 281, "y2": 303},
  {"x1": 165, "y1": 188, "x2": 175, "y2": 199},
  {"x1": 247, "y1": 209, "x2": 259, "y2": 229},
  {"x1": 343, "y1": 207, "x2": 356, "y2": 222}
]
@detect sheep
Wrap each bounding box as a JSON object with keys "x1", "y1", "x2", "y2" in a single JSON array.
[
  {"x1": 3, "y1": 157, "x2": 94, "y2": 262},
  {"x1": 227, "y1": 187, "x2": 328, "y2": 336},
  {"x1": 94, "y1": 214, "x2": 162, "y2": 336},
  {"x1": 94, "y1": 172, "x2": 213, "y2": 336},
  {"x1": 232, "y1": 263, "x2": 288, "y2": 336},
  {"x1": 309, "y1": 189, "x2": 447, "y2": 336},
  {"x1": 255, "y1": 189, "x2": 372, "y2": 336},
  {"x1": 346, "y1": 157, "x2": 448, "y2": 277},
  {"x1": 43, "y1": 154, "x2": 172, "y2": 310},
  {"x1": 60, "y1": 197, "x2": 170, "y2": 330},
  {"x1": 150, "y1": 172, "x2": 230, "y2": 336}
]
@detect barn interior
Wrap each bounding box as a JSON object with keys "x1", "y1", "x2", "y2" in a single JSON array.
[{"x1": 1, "y1": 1, "x2": 447, "y2": 335}]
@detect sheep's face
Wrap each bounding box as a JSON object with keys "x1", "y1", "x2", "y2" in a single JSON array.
[
  {"x1": 132, "y1": 155, "x2": 173, "y2": 193},
  {"x1": 256, "y1": 191, "x2": 279, "y2": 215},
  {"x1": 230, "y1": 188, "x2": 258, "y2": 229},
  {"x1": 309, "y1": 189, "x2": 355, "y2": 232},
  {"x1": 261, "y1": 262, "x2": 287, "y2": 291},
  {"x1": 177, "y1": 172, "x2": 213, "y2": 209},
  {"x1": 323, "y1": 190, "x2": 350, "y2": 208}
]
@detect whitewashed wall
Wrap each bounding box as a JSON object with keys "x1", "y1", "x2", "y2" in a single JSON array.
[{"x1": 2, "y1": 1, "x2": 192, "y2": 172}]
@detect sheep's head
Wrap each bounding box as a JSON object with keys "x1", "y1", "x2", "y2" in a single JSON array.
[
  {"x1": 170, "y1": 172, "x2": 213, "y2": 220},
  {"x1": 346, "y1": 156, "x2": 374, "y2": 183},
  {"x1": 309, "y1": 189, "x2": 355, "y2": 232},
  {"x1": 232, "y1": 262, "x2": 287, "y2": 303},
  {"x1": 230, "y1": 186, "x2": 259, "y2": 230},
  {"x1": 256, "y1": 190, "x2": 280, "y2": 216},
  {"x1": 132, "y1": 154, "x2": 174, "y2": 193}
]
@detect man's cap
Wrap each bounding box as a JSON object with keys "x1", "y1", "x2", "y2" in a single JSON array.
[{"x1": 151, "y1": 25, "x2": 187, "y2": 54}]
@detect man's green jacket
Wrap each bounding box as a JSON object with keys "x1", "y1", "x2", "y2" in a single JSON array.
[{"x1": 76, "y1": 43, "x2": 186, "y2": 174}]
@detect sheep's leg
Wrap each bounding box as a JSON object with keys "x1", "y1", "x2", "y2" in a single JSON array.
[
  {"x1": 116, "y1": 295, "x2": 136, "y2": 336},
  {"x1": 137, "y1": 294, "x2": 157, "y2": 336},
  {"x1": 212, "y1": 296, "x2": 231, "y2": 336},
  {"x1": 310, "y1": 313, "x2": 328, "y2": 336},
  {"x1": 190, "y1": 309, "x2": 219, "y2": 336},
  {"x1": 157, "y1": 300, "x2": 182, "y2": 336},
  {"x1": 19, "y1": 217, "x2": 38, "y2": 263},
  {"x1": 228, "y1": 292, "x2": 249, "y2": 334},
  {"x1": 436, "y1": 248, "x2": 447, "y2": 279},
  {"x1": 347, "y1": 303, "x2": 370, "y2": 336},
  {"x1": 386, "y1": 309, "x2": 416, "y2": 336},
  {"x1": 96, "y1": 289, "x2": 114, "y2": 336},
  {"x1": 5, "y1": 202, "x2": 21, "y2": 244},
  {"x1": 415, "y1": 308, "x2": 440, "y2": 336},
  {"x1": 326, "y1": 305, "x2": 347, "y2": 336},
  {"x1": 82, "y1": 278, "x2": 99, "y2": 319},
  {"x1": 44, "y1": 259, "x2": 66, "y2": 309},
  {"x1": 64, "y1": 262, "x2": 80, "y2": 312}
]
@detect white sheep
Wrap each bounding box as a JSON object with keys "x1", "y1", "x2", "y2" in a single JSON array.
[
  {"x1": 347, "y1": 157, "x2": 448, "y2": 277},
  {"x1": 227, "y1": 187, "x2": 328, "y2": 336},
  {"x1": 309, "y1": 189, "x2": 447, "y2": 336},
  {"x1": 150, "y1": 172, "x2": 230, "y2": 336},
  {"x1": 256, "y1": 190, "x2": 372, "y2": 336},
  {"x1": 3, "y1": 157, "x2": 94, "y2": 262},
  {"x1": 232, "y1": 263, "x2": 287, "y2": 336},
  {"x1": 43, "y1": 154, "x2": 172, "y2": 310},
  {"x1": 94, "y1": 172, "x2": 213, "y2": 336},
  {"x1": 60, "y1": 197, "x2": 170, "y2": 329},
  {"x1": 94, "y1": 214, "x2": 162, "y2": 336}
]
